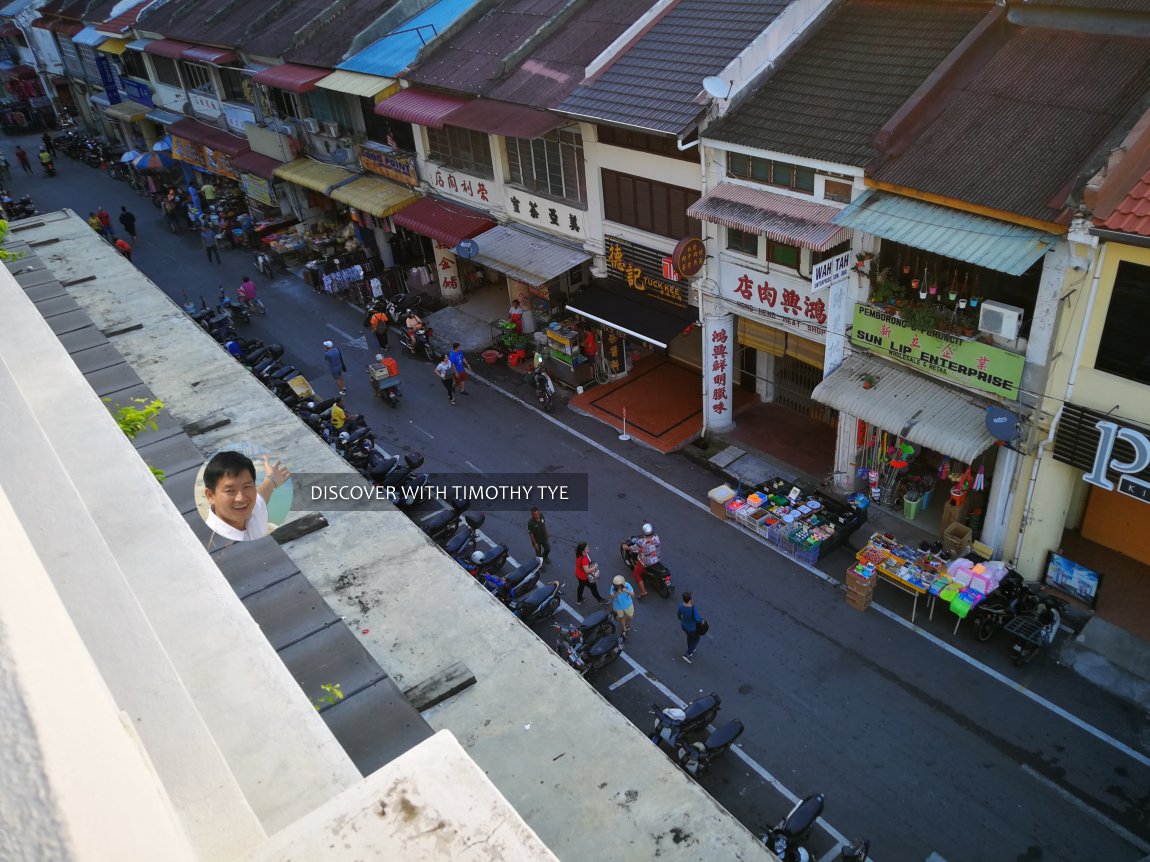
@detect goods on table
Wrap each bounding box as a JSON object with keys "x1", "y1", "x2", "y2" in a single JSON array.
[
  {"x1": 855, "y1": 532, "x2": 945, "y2": 591},
  {"x1": 727, "y1": 477, "x2": 866, "y2": 562}
]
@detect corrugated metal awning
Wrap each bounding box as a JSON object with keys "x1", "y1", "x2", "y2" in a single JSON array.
[
  {"x1": 181, "y1": 45, "x2": 238, "y2": 66},
  {"x1": 316, "y1": 69, "x2": 397, "y2": 99},
  {"x1": 374, "y1": 87, "x2": 469, "y2": 129},
  {"x1": 446, "y1": 99, "x2": 563, "y2": 139},
  {"x1": 126, "y1": 37, "x2": 152, "y2": 52},
  {"x1": 812, "y1": 353, "x2": 995, "y2": 463},
  {"x1": 272, "y1": 158, "x2": 358, "y2": 195},
  {"x1": 144, "y1": 38, "x2": 194, "y2": 59},
  {"x1": 392, "y1": 196, "x2": 495, "y2": 246},
  {"x1": 145, "y1": 108, "x2": 182, "y2": 125},
  {"x1": 96, "y1": 39, "x2": 128, "y2": 55},
  {"x1": 469, "y1": 224, "x2": 591, "y2": 287},
  {"x1": 688, "y1": 183, "x2": 852, "y2": 252},
  {"x1": 103, "y1": 99, "x2": 150, "y2": 122},
  {"x1": 251, "y1": 63, "x2": 327, "y2": 93},
  {"x1": 71, "y1": 25, "x2": 106, "y2": 47},
  {"x1": 329, "y1": 175, "x2": 416, "y2": 218},
  {"x1": 832, "y1": 190, "x2": 1058, "y2": 276},
  {"x1": 231, "y1": 150, "x2": 283, "y2": 181}
]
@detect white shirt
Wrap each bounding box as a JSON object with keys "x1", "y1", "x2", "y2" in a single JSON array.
[{"x1": 205, "y1": 493, "x2": 269, "y2": 542}]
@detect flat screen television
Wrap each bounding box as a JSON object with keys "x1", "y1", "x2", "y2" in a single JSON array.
[{"x1": 1043, "y1": 551, "x2": 1102, "y2": 609}]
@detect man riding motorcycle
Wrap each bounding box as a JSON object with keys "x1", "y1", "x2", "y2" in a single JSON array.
[{"x1": 622, "y1": 523, "x2": 659, "y2": 598}]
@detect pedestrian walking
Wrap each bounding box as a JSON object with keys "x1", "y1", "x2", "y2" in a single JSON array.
[
  {"x1": 87, "y1": 212, "x2": 103, "y2": 234},
  {"x1": 610, "y1": 575, "x2": 636, "y2": 638},
  {"x1": 448, "y1": 342, "x2": 472, "y2": 395},
  {"x1": 574, "y1": 542, "x2": 606, "y2": 605},
  {"x1": 363, "y1": 303, "x2": 389, "y2": 350},
  {"x1": 322, "y1": 340, "x2": 347, "y2": 394},
  {"x1": 41, "y1": 132, "x2": 55, "y2": 159},
  {"x1": 114, "y1": 237, "x2": 133, "y2": 262},
  {"x1": 200, "y1": 223, "x2": 221, "y2": 264},
  {"x1": 527, "y1": 507, "x2": 551, "y2": 565},
  {"x1": 678, "y1": 591, "x2": 706, "y2": 663},
  {"x1": 435, "y1": 353, "x2": 456, "y2": 404},
  {"x1": 0, "y1": 153, "x2": 10, "y2": 181},
  {"x1": 15, "y1": 145, "x2": 31, "y2": 175},
  {"x1": 96, "y1": 207, "x2": 113, "y2": 238},
  {"x1": 162, "y1": 196, "x2": 180, "y2": 233},
  {"x1": 119, "y1": 206, "x2": 137, "y2": 242}
]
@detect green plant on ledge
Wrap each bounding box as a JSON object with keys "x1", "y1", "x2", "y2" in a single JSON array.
[
  {"x1": 902, "y1": 304, "x2": 941, "y2": 334},
  {"x1": 106, "y1": 397, "x2": 166, "y2": 482},
  {"x1": 0, "y1": 218, "x2": 26, "y2": 263},
  {"x1": 313, "y1": 683, "x2": 344, "y2": 711},
  {"x1": 869, "y1": 269, "x2": 903, "y2": 305}
]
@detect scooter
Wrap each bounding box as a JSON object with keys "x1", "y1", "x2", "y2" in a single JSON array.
[
  {"x1": 1005, "y1": 593, "x2": 1067, "y2": 665},
  {"x1": 219, "y1": 287, "x2": 251, "y2": 327},
  {"x1": 461, "y1": 544, "x2": 510, "y2": 578},
  {"x1": 673, "y1": 719, "x2": 744, "y2": 777},
  {"x1": 368, "y1": 451, "x2": 428, "y2": 507},
  {"x1": 441, "y1": 511, "x2": 485, "y2": 555},
  {"x1": 509, "y1": 580, "x2": 562, "y2": 624},
  {"x1": 649, "y1": 693, "x2": 722, "y2": 750},
  {"x1": 385, "y1": 291, "x2": 423, "y2": 325},
  {"x1": 533, "y1": 366, "x2": 555, "y2": 413},
  {"x1": 553, "y1": 610, "x2": 624, "y2": 676},
  {"x1": 418, "y1": 498, "x2": 470, "y2": 543},
  {"x1": 1, "y1": 192, "x2": 36, "y2": 218},
  {"x1": 399, "y1": 325, "x2": 438, "y2": 361},
  {"x1": 620, "y1": 537, "x2": 674, "y2": 598},
  {"x1": 40, "y1": 158, "x2": 57, "y2": 177},
  {"x1": 760, "y1": 794, "x2": 826, "y2": 862},
  {"x1": 255, "y1": 249, "x2": 274, "y2": 277},
  {"x1": 490, "y1": 558, "x2": 543, "y2": 604},
  {"x1": 971, "y1": 571, "x2": 1034, "y2": 642}
]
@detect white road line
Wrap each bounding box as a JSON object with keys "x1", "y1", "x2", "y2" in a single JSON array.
[
  {"x1": 410, "y1": 423, "x2": 435, "y2": 440},
  {"x1": 1019, "y1": 764, "x2": 1150, "y2": 854},
  {"x1": 326, "y1": 323, "x2": 367, "y2": 350},
  {"x1": 474, "y1": 369, "x2": 1150, "y2": 772},
  {"x1": 608, "y1": 668, "x2": 641, "y2": 691},
  {"x1": 465, "y1": 459, "x2": 486, "y2": 475}
]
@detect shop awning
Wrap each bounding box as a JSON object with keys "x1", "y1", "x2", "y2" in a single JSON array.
[
  {"x1": 96, "y1": 39, "x2": 128, "y2": 55},
  {"x1": 392, "y1": 196, "x2": 495, "y2": 246},
  {"x1": 689, "y1": 182, "x2": 852, "y2": 252},
  {"x1": 316, "y1": 69, "x2": 397, "y2": 99},
  {"x1": 71, "y1": 26, "x2": 106, "y2": 47},
  {"x1": 145, "y1": 108, "x2": 182, "y2": 125},
  {"x1": 126, "y1": 38, "x2": 152, "y2": 52},
  {"x1": 144, "y1": 38, "x2": 194, "y2": 59},
  {"x1": 49, "y1": 21, "x2": 83, "y2": 37},
  {"x1": 812, "y1": 353, "x2": 996, "y2": 464},
  {"x1": 445, "y1": 99, "x2": 563, "y2": 139},
  {"x1": 329, "y1": 175, "x2": 416, "y2": 218},
  {"x1": 272, "y1": 157, "x2": 358, "y2": 195},
  {"x1": 1, "y1": 63, "x2": 37, "y2": 79},
  {"x1": 250, "y1": 63, "x2": 327, "y2": 93},
  {"x1": 0, "y1": 0, "x2": 35, "y2": 17},
  {"x1": 832, "y1": 190, "x2": 1059, "y2": 276},
  {"x1": 566, "y1": 282, "x2": 695, "y2": 349},
  {"x1": 103, "y1": 99, "x2": 150, "y2": 122},
  {"x1": 231, "y1": 150, "x2": 283, "y2": 181},
  {"x1": 468, "y1": 224, "x2": 591, "y2": 287},
  {"x1": 0, "y1": 22, "x2": 20, "y2": 38},
  {"x1": 374, "y1": 87, "x2": 470, "y2": 129},
  {"x1": 181, "y1": 45, "x2": 238, "y2": 66},
  {"x1": 169, "y1": 117, "x2": 249, "y2": 156}
]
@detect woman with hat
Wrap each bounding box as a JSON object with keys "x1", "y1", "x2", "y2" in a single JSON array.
[{"x1": 610, "y1": 574, "x2": 636, "y2": 639}]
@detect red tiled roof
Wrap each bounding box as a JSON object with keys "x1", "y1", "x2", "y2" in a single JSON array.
[{"x1": 1095, "y1": 164, "x2": 1150, "y2": 237}]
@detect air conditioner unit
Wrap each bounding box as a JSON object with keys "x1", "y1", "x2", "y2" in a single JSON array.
[
  {"x1": 322, "y1": 120, "x2": 341, "y2": 138},
  {"x1": 978, "y1": 300, "x2": 1024, "y2": 340},
  {"x1": 300, "y1": 116, "x2": 321, "y2": 134}
]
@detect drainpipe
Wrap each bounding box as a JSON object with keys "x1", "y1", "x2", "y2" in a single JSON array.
[
  {"x1": 677, "y1": 136, "x2": 699, "y2": 151},
  {"x1": 1013, "y1": 240, "x2": 1107, "y2": 563}
]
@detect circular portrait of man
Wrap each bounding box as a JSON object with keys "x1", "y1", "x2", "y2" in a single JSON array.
[{"x1": 195, "y1": 446, "x2": 292, "y2": 542}]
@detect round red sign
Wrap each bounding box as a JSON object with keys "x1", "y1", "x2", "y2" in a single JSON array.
[{"x1": 672, "y1": 237, "x2": 706, "y2": 278}]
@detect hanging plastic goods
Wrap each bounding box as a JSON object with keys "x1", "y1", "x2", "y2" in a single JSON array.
[{"x1": 973, "y1": 464, "x2": 986, "y2": 491}]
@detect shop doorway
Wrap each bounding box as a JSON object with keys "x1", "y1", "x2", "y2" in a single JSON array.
[
  {"x1": 739, "y1": 345, "x2": 757, "y2": 392},
  {"x1": 775, "y1": 354, "x2": 836, "y2": 425}
]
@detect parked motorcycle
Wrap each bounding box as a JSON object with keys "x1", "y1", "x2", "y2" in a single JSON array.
[
  {"x1": 553, "y1": 610, "x2": 624, "y2": 676},
  {"x1": 532, "y1": 366, "x2": 555, "y2": 413},
  {"x1": 971, "y1": 571, "x2": 1034, "y2": 642},
  {"x1": 490, "y1": 558, "x2": 543, "y2": 604},
  {"x1": 761, "y1": 794, "x2": 825, "y2": 861},
  {"x1": 673, "y1": 719, "x2": 744, "y2": 777},
  {"x1": 219, "y1": 286, "x2": 251, "y2": 327},
  {"x1": 418, "y1": 498, "x2": 470, "y2": 543},
  {"x1": 367, "y1": 451, "x2": 428, "y2": 507},
  {"x1": 620, "y1": 536, "x2": 674, "y2": 598},
  {"x1": 1005, "y1": 593, "x2": 1067, "y2": 665},
  {"x1": 509, "y1": 580, "x2": 562, "y2": 624},
  {"x1": 385, "y1": 291, "x2": 424, "y2": 325},
  {"x1": 461, "y1": 543, "x2": 510, "y2": 578},
  {"x1": 1, "y1": 192, "x2": 36, "y2": 219},
  {"x1": 649, "y1": 693, "x2": 722, "y2": 750},
  {"x1": 255, "y1": 249, "x2": 274, "y2": 278}
]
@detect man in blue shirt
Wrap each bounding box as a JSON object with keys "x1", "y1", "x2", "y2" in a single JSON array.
[
  {"x1": 448, "y1": 342, "x2": 471, "y2": 395},
  {"x1": 323, "y1": 340, "x2": 346, "y2": 395},
  {"x1": 677, "y1": 591, "x2": 704, "y2": 663}
]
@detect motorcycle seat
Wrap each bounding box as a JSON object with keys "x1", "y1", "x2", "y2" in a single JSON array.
[
  {"x1": 475, "y1": 545, "x2": 506, "y2": 566},
  {"x1": 683, "y1": 694, "x2": 720, "y2": 723},
  {"x1": 519, "y1": 582, "x2": 552, "y2": 607},
  {"x1": 780, "y1": 793, "x2": 825, "y2": 838},
  {"x1": 588, "y1": 635, "x2": 620, "y2": 657},
  {"x1": 581, "y1": 609, "x2": 610, "y2": 632},
  {"x1": 704, "y1": 719, "x2": 744, "y2": 751},
  {"x1": 463, "y1": 512, "x2": 486, "y2": 530},
  {"x1": 444, "y1": 529, "x2": 472, "y2": 556},
  {"x1": 505, "y1": 560, "x2": 539, "y2": 587},
  {"x1": 423, "y1": 508, "x2": 458, "y2": 532}
]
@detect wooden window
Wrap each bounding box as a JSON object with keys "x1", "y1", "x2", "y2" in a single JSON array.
[
  {"x1": 727, "y1": 227, "x2": 759, "y2": 256},
  {"x1": 768, "y1": 240, "x2": 799, "y2": 269},
  {"x1": 506, "y1": 127, "x2": 586, "y2": 204},
  {"x1": 600, "y1": 168, "x2": 701, "y2": 240},
  {"x1": 727, "y1": 153, "x2": 815, "y2": 195},
  {"x1": 823, "y1": 179, "x2": 853, "y2": 203},
  {"x1": 1097, "y1": 260, "x2": 1150, "y2": 386},
  {"x1": 426, "y1": 125, "x2": 494, "y2": 179}
]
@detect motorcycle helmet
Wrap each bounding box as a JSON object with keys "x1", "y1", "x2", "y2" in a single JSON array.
[
  {"x1": 471, "y1": 551, "x2": 485, "y2": 564},
  {"x1": 338, "y1": 431, "x2": 350, "y2": 444},
  {"x1": 663, "y1": 708, "x2": 686, "y2": 723},
  {"x1": 613, "y1": 575, "x2": 625, "y2": 586},
  {"x1": 642, "y1": 523, "x2": 654, "y2": 535}
]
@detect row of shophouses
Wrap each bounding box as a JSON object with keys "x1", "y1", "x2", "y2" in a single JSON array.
[{"x1": 4, "y1": 0, "x2": 1150, "y2": 620}]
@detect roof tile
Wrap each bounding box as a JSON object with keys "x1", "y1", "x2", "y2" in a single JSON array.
[{"x1": 1095, "y1": 164, "x2": 1150, "y2": 237}]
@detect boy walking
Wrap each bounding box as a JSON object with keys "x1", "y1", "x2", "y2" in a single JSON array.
[
  {"x1": 678, "y1": 591, "x2": 704, "y2": 663},
  {"x1": 448, "y1": 342, "x2": 471, "y2": 395},
  {"x1": 201, "y1": 223, "x2": 221, "y2": 264},
  {"x1": 527, "y1": 507, "x2": 551, "y2": 565},
  {"x1": 435, "y1": 354, "x2": 456, "y2": 404}
]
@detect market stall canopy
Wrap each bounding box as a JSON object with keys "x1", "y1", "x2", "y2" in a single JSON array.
[
  {"x1": 250, "y1": 63, "x2": 327, "y2": 94},
  {"x1": 811, "y1": 353, "x2": 997, "y2": 464},
  {"x1": 373, "y1": 87, "x2": 470, "y2": 129},
  {"x1": 391, "y1": 196, "x2": 495, "y2": 247},
  {"x1": 231, "y1": 151, "x2": 283, "y2": 181},
  {"x1": 181, "y1": 45, "x2": 239, "y2": 66},
  {"x1": 272, "y1": 157, "x2": 358, "y2": 195},
  {"x1": 832, "y1": 190, "x2": 1059, "y2": 276},
  {"x1": 468, "y1": 224, "x2": 590, "y2": 287},
  {"x1": 445, "y1": 100, "x2": 563, "y2": 139},
  {"x1": 329, "y1": 175, "x2": 416, "y2": 219},
  {"x1": 566, "y1": 281, "x2": 695, "y2": 350},
  {"x1": 316, "y1": 69, "x2": 397, "y2": 99},
  {"x1": 688, "y1": 183, "x2": 852, "y2": 252},
  {"x1": 143, "y1": 38, "x2": 193, "y2": 59},
  {"x1": 168, "y1": 118, "x2": 249, "y2": 157},
  {"x1": 104, "y1": 100, "x2": 150, "y2": 122}
]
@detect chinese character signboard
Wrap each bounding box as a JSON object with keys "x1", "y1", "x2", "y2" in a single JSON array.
[
  {"x1": 431, "y1": 166, "x2": 492, "y2": 207},
  {"x1": 222, "y1": 103, "x2": 255, "y2": 134},
  {"x1": 719, "y1": 258, "x2": 828, "y2": 341},
  {"x1": 121, "y1": 79, "x2": 154, "y2": 107},
  {"x1": 201, "y1": 147, "x2": 238, "y2": 180},
  {"x1": 705, "y1": 315, "x2": 734, "y2": 424},
  {"x1": 95, "y1": 55, "x2": 121, "y2": 105},
  {"x1": 171, "y1": 135, "x2": 206, "y2": 168},
  {"x1": 189, "y1": 91, "x2": 221, "y2": 118},
  {"x1": 359, "y1": 144, "x2": 418, "y2": 187},
  {"x1": 604, "y1": 329, "x2": 625, "y2": 376},
  {"x1": 672, "y1": 237, "x2": 706, "y2": 278},
  {"x1": 434, "y1": 243, "x2": 461, "y2": 299},
  {"x1": 605, "y1": 236, "x2": 690, "y2": 307},
  {"x1": 851, "y1": 303, "x2": 1024, "y2": 399},
  {"x1": 812, "y1": 250, "x2": 851, "y2": 292},
  {"x1": 504, "y1": 188, "x2": 585, "y2": 236}
]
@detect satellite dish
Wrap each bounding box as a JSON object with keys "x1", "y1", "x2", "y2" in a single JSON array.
[
  {"x1": 455, "y1": 238, "x2": 479, "y2": 259},
  {"x1": 702, "y1": 76, "x2": 733, "y2": 100},
  {"x1": 985, "y1": 405, "x2": 1020, "y2": 442}
]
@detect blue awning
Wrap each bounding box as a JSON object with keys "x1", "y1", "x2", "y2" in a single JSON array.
[
  {"x1": 145, "y1": 108, "x2": 183, "y2": 126},
  {"x1": 72, "y1": 25, "x2": 106, "y2": 47},
  {"x1": 832, "y1": 190, "x2": 1059, "y2": 276},
  {"x1": 0, "y1": 0, "x2": 34, "y2": 15},
  {"x1": 126, "y1": 38, "x2": 152, "y2": 52}
]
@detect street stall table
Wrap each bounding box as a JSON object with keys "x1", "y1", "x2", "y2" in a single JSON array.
[
  {"x1": 855, "y1": 532, "x2": 947, "y2": 623},
  {"x1": 725, "y1": 477, "x2": 867, "y2": 562}
]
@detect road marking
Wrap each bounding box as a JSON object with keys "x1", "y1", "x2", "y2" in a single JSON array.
[
  {"x1": 410, "y1": 423, "x2": 435, "y2": 440},
  {"x1": 465, "y1": 459, "x2": 486, "y2": 475},
  {"x1": 473, "y1": 368, "x2": 1150, "y2": 772},
  {"x1": 608, "y1": 668, "x2": 641, "y2": 691},
  {"x1": 1019, "y1": 764, "x2": 1150, "y2": 854},
  {"x1": 326, "y1": 323, "x2": 367, "y2": 350}
]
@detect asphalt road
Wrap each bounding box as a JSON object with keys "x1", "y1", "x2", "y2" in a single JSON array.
[{"x1": 16, "y1": 131, "x2": 1150, "y2": 862}]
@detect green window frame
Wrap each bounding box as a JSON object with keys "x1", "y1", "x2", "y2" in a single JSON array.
[{"x1": 726, "y1": 227, "x2": 759, "y2": 256}]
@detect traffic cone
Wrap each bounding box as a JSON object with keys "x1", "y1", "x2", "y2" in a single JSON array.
[{"x1": 99, "y1": 157, "x2": 106, "y2": 171}]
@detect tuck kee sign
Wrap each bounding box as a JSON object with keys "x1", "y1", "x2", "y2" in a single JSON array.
[{"x1": 1085, "y1": 421, "x2": 1150, "y2": 504}]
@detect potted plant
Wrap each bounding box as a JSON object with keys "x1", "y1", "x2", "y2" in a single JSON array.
[
  {"x1": 904, "y1": 305, "x2": 938, "y2": 333},
  {"x1": 958, "y1": 309, "x2": 978, "y2": 337},
  {"x1": 861, "y1": 373, "x2": 878, "y2": 389}
]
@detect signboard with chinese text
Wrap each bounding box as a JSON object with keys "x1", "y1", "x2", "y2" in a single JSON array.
[
  {"x1": 673, "y1": 236, "x2": 706, "y2": 278},
  {"x1": 95, "y1": 55, "x2": 121, "y2": 105},
  {"x1": 851, "y1": 303, "x2": 1024, "y2": 399},
  {"x1": 505, "y1": 187, "x2": 585, "y2": 237},
  {"x1": 812, "y1": 249, "x2": 851, "y2": 292},
  {"x1": 171, "y1": 135, "x2": 206, "y2": 168},
  {"x1": 719, "y1": 258, "x2": 827, "y2": 341},
  {"x1": 705, "y1": 315, "x2": 735, "y2": 424},
  {"x1": 359, "y1": 144, "x2": 418, "y2": 187},
  {"x1": 189, "y1": 91, "x2": 221, "y2": 118},
  {"x1": 121, "y1": 79, "x2": 153, "y2": 108},
  {"x1": 434, "y1": 242, "x2": 460, "y2": 299},
  {"x1": 202, "y1": 147, "x2": 238, "y2": 180},
  {"x1": 430, "y1": 166, "x2": 493, "y2": 208},
  {"x1": 241, "y1": 173, "x2": 276, "y2": 207},
  {"x1": 604, "y1": 329, "x2": 625, "y2": 376},
  {"x1": 605, "y1": 236, "x2": 689, "y2": 307}
]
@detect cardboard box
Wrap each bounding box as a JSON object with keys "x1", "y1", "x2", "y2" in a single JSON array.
[
  {"x1": 845, "y1": 592, "x2": 871, "y2": 611},
  {"x1": 708, "y1": 485, "x2": 736, "y2": 519},
  {"x1": 942, "y1": 522, "x2": 973, "y2": 557}
]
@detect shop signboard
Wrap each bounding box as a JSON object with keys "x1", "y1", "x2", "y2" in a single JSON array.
[
  {"x1": 202, "y1": 147, "x2": 238, "y2": 180},
  {"x1": 506, "y1": 188, "x2": 586, "y2": 238},
  {"x1": 812, "y1": 249, "x2": 851, "y2": 292},
  {"x1": 1084, "y1": 420, "x2": 1150, "y2": 504},
  {"x1": 358, "y1": 144, "x2": 418, "y2": 187},
  {"x1": 605, "y1": 236, "x2": 689, "y2": 307},
  {"x1": 222, "y1": 102, "x2": 255, "y2": 134},
  {"x1": 851, "y1": 303, "x2": 1024, "y2": 398},
  {"x1": 189, "y1": 91, "x2": 221, "y2": 118},
  {"x1": 705, "y1": 315, "x2": 735, "y2": 423},
  {"x1": 603, "y1": 329, "x2": 625, "y2": 376},
  {"x1": 241, "y1": 173, "x2": 276, "y2": 207},
  {"x1": 171, "y1": 134, "x2": 206, "y2": 168},
  {"x1": 121, "y1": 79, "x2": 153, "y2": 108},
  {"x1": 430, "y1": 166, "x2": 492, "y2": 208},
  {"x1": 434, "y1": 241, "x2": 461, "y2": 299},
  {"x1": 672, "y1": 236, "x2": 706, "y2": 278},
  {"x1": 95, "y1": 54, "x2": 120, "y2": 105},
  {"x1": 719, "y1": 258, "x2": 827, "y2": 341}
]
